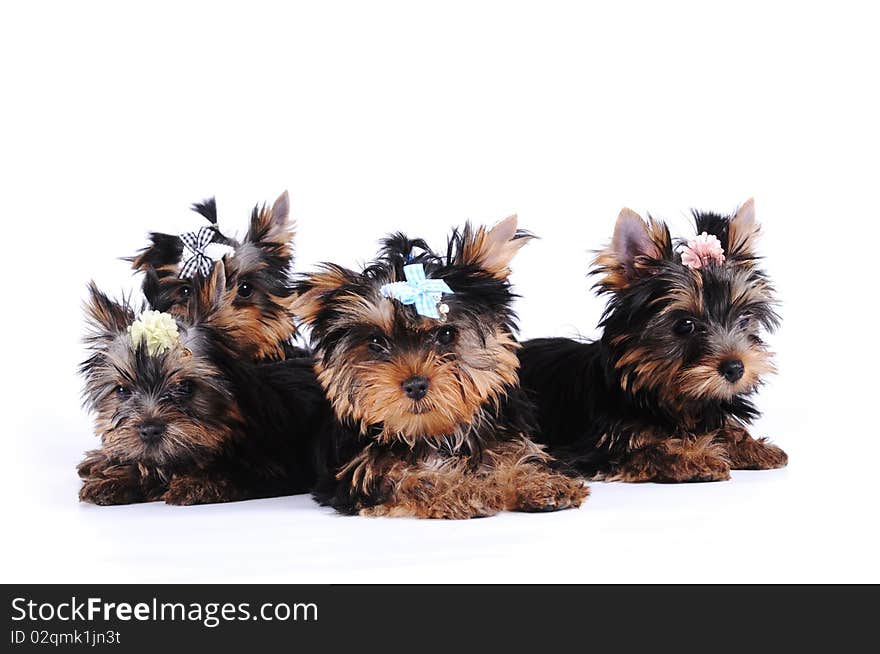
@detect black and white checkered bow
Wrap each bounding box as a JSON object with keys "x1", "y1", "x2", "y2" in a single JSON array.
[{"x1": 179, "y1": 226, "x2": 217, "y2": 279}]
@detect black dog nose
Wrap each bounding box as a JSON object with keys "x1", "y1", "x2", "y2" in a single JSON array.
[
  {"x1": 720, "y1": 359, "x2": 745, "y2": 383},
  {"x1": 138, "y1": 420, "x2": 166, "y2": 443},
  {"x1": 402, "y1": 376, "x2": 429, "y2": 401}
]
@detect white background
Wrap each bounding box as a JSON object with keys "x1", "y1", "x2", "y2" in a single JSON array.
[{"x1": 1, "y1": 1, "x2": 877, "y2": 583}]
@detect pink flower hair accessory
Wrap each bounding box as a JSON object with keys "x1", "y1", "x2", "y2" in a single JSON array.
[{"x1": 681, "y1": 232, "x2": 725, "y2": 269}]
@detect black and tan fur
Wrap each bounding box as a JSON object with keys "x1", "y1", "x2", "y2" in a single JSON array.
[
  {"x1": 77, "y1": 263, "x2": 325, "y2": 505},
  {"x1": 129, "y1": 191, "x2": 301, "y2": 360},
  {"x1": 519, "y1": 199, "x2": 788, "y2": 482},
  {"x1": 294, "y1": 216, "x2": 589, "y2": 518}
]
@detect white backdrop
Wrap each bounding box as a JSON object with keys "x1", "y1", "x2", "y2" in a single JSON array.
[{"x1": 1, "y1": 1, "x2": 877, "y2": 583}]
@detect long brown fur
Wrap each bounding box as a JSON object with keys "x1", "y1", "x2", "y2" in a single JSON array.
[
  {"x1": 300, "y1": 216, "x2": 589, "y2": 517},
  {"x1": 130, "y1": 191, "x2": 300, "y2": 361},
  {"x1": 518, "y1": 199, "x2": 788, "y2": 483},
  {"x1": 354, "y1": 437, "x2": 588, "y2": 518}
]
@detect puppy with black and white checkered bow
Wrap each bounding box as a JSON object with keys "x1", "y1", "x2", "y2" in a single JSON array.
[{"x1": 128, "y1": 191, "x2": 304, "y2": 361}]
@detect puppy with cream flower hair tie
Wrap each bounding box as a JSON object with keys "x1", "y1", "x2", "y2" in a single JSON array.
[{"x1": 77, "y1": 262, "x2": 327, "y2": 506}]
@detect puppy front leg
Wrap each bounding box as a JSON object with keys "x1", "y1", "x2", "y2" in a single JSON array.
[
  {"x1": 601, "y1": 434, "x2": 731, "y2": 483},
  {"x1": 77, "y1": 449, "x2": 112, "y2": 479},
  {"x1": 498, "y1": 465, "x2": 590, "y2": 512},
  {"x1": 78, "y1": 450, "x2": 146, "y2": 505},
  {"x1": 332, "y1": 447, "x2": 497, "y2": 519},
  {"x1": 489, "y1": 438, "x2": 589, "y2": 512},
  {"x1": 162, "y1": 471, "x2": 250, "y2": 505},
  {"x1": 717, "y1": 421, "x2": 788, "y2": 470},
  {"x1": 359, "y1": 467, "x2": 503, "y2": 519}
]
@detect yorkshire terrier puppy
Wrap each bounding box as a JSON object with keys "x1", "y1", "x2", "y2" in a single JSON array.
[
  {"x1": 519, "y1": 199, "x2": 788, "y2": 482},
  {"x1": 129, "y1": 191, "x2": 301, "y2": 360},
  {"x1": 77, "y1": 263, "x2": 325, "y2": 505},
  {"x1": 294, "y1": 216, "x2": 589, "y2": 518}
]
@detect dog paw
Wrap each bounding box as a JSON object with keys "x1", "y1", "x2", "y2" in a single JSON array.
[
  {"x1": 743, "y1": 439, "x2": 788, "y2": 470},
  {"x1": 610, "y1": 453, "x2": 732, "y2": 483},
  {"x1": 678, "y1": 458, "x2": 732, "y2": 483},
  {"x1": 359, "y1": 499, "x2": 498, "y2": 519},
  {"x1": 79, "y1": 477, "x2": 142, "y2": 505},
  {"x1": 515, "y1": 474, "x2": 590, "y2": 512},
  {"x1": 162, "y1": 477, "x2": 207, "y2": 505},
  {"x1": 76, "y1": 450, "x2": 111, "y2": 479},
  {"x1": 162, "y1": 476, "x2": 239, "y2": 505}
]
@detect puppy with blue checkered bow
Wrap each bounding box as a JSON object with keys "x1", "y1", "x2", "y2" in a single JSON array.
[{"x1": 293, "y1": 216, "x2": 589, "y2": 519}]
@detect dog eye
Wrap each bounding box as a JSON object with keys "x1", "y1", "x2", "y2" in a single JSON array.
[
  {"x1": 673, "y1": 319, "x2": 696, "y2": 336},
  {"x1": 436, "y1": 326, "x2": 457, "y2": 346},
  {"x1": 179, "y1": 286, "x2": 191, "y2": 299},
  {"x1": 115, "y1": 385, "x2": 131, "y2": 398},
  {"x1": 368, "y1": 335, "x2": 386, "y2": 354},
  {"x1": 161, "y1": 380, "x2": 194, "y2": 402},
  {"x1": 238, "y1": 282, "x2": 253, "y2": 298},
  {"x1": 738, "y1": 313, "x2": 752, "y2": 329}
]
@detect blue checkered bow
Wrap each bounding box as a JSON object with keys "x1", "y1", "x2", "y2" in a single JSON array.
[
  {"x1": 179, "y1": 226, "x2": 217, "y2": 279},
  {"x1": 380, "y1": 263, "x2": 454, "y2": 319}
]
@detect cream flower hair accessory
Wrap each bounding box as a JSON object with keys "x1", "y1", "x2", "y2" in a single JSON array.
[
  {"x1": 681, "y1": 232, "x2": 725, "y2": 269},
  {"x1": 128, "y1": 310, "x2": 180, "y2": 355}
]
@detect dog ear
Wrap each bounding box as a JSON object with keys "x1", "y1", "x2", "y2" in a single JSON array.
[
  {"x1": 727, "y1": 197, "x2": 760, "y2": 261},
  {"x1": 292, "y1": 265, "x2": 355, "y2": 326},
  {"x1": 594, "y1": 208, "x2": 671, "y2": 291},
  {"x1": 246, "y1": 190, "x2": 295, "y2": 249},
  {"x1": 455, "y1": 215, "x2": 534, "y2": 280},
  {"x1": 81, "y1": 285, "x2": 135, "y2": 407},
  {"x1": 84, "y1": 283, "x2": 135, "y2": 339}
]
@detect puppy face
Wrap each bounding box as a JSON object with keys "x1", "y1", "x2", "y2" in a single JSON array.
[
  {"x1": 294, "y1": 217, "x2": 532, "y2": 444},
  {"x1": 131, "y1": 191, "x2": 297, "y2": 360},
  {"x1": 80, "y1": 283, "x2": 243, "y2": 467},
  {"x1": 594, "y1": 199, "x2": 779, "y2": 407}
]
